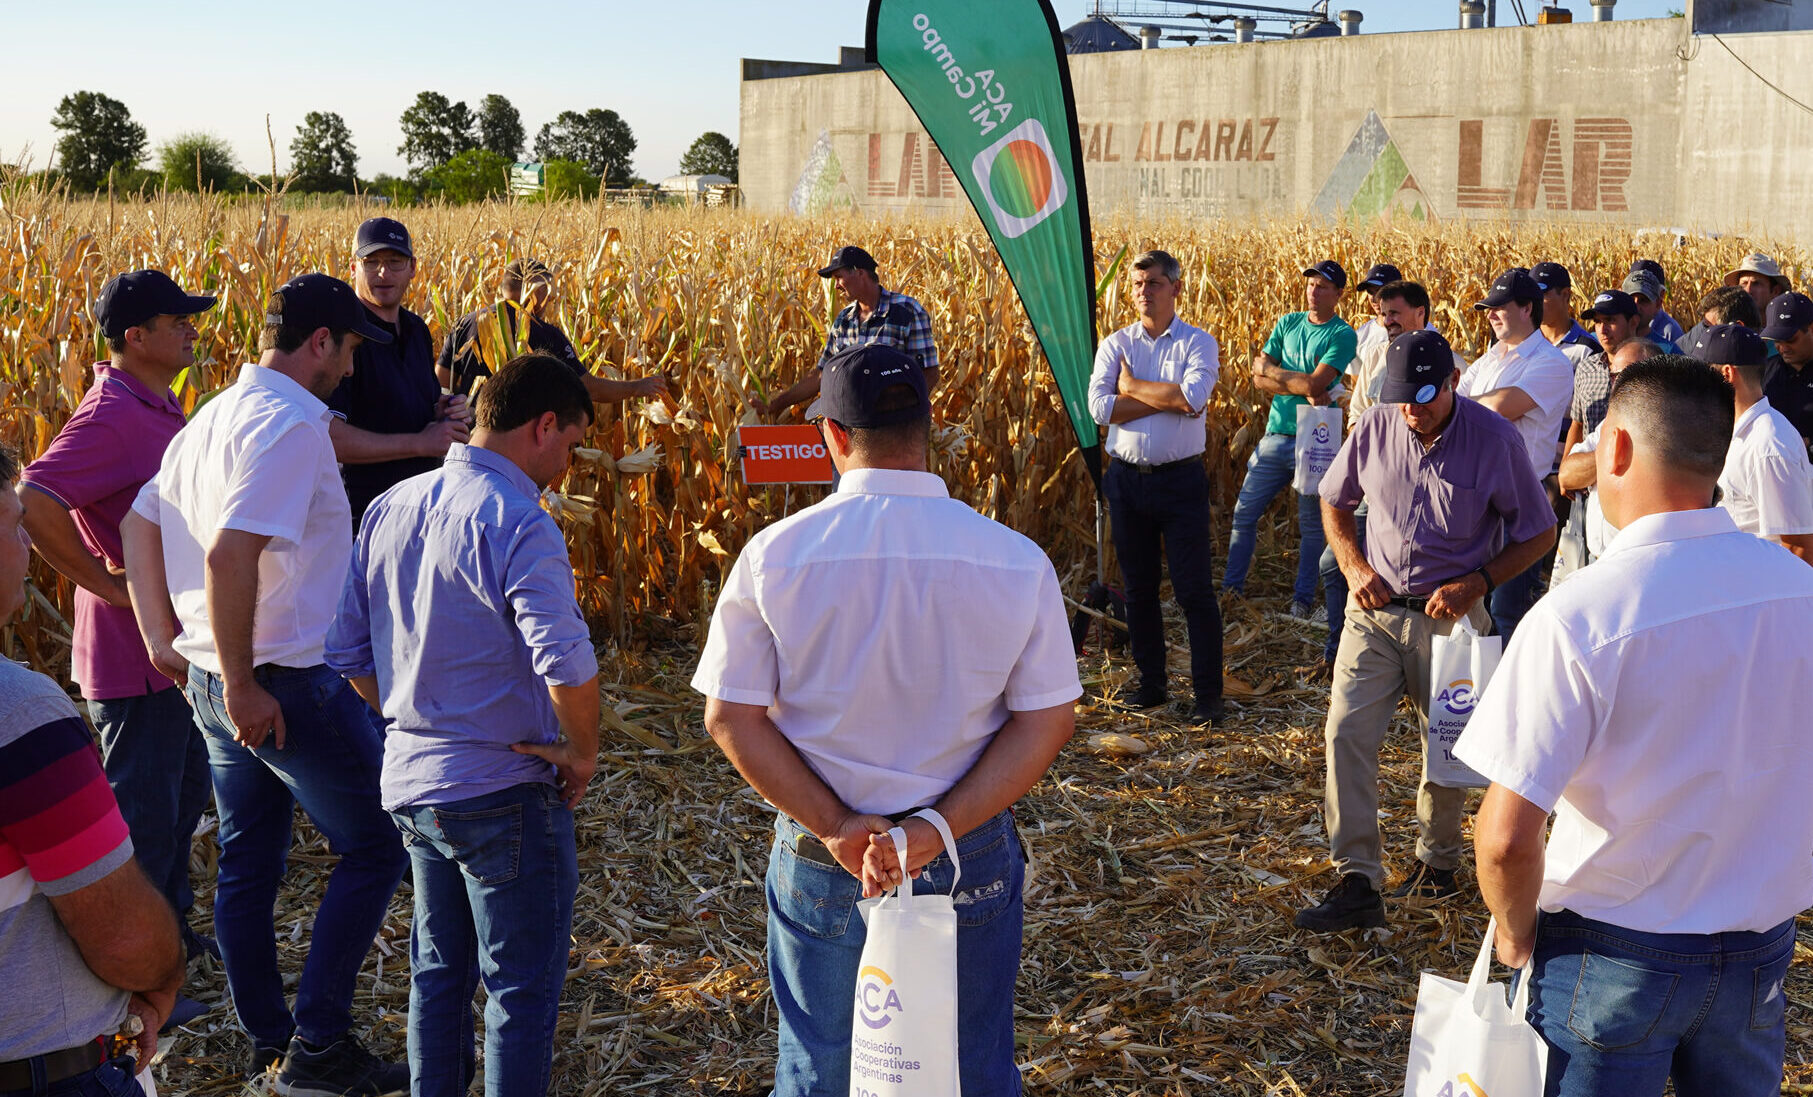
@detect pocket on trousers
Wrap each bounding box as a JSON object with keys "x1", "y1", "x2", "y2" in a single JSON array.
[
  {"x1": 1565, "y1": 949, "x2": 1680, "y2": 1051},
  {"x1": 926, "y1": 830, "x2": 1019, "y2": 929},
  {"x1": 1750, "y1": 938, "x2": 1793, "y2": 1031},
  {"x1": 769, "y1": 837, "x2": 858, "y2": 941},
  {"x1": 430, "y1": 803, "x2": 523, "y2": 886}
]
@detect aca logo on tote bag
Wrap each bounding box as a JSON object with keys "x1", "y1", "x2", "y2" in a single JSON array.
[
  {"x1": 855, "y1": 965, "x2": 905, "y2": 1029},
  {"x1": 1436, "y1": 678, "x2": 1476, "y2": 715},
  {"x1": 970, "y1": 119, "x2": 1069, "y2": 239}
]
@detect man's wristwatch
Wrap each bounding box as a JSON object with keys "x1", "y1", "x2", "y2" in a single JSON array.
[{"x1": 1474, "y1": 566, "x2": 1496, "y2": 595}]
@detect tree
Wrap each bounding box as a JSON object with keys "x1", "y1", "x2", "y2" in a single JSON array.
[
  {"x1": 678, "y1": 131, "x2": 738, "y2": 182},
  {"x1": 533, "y1": 108, "x2": 636, "y2": 187},
  {"x1": 289, "y1": 111, "x2": 359, "y2": 192},
  {"x1": 368, "y1": 174, "x2": 421, "y2": 205},
  {"x1": 397, "y1": 91, "x2": 476, "y2": 177},
  {"x1": 423, "y1": 148, "x2": 511, "y2": 204},
  {"x1": 50, "y1": 91, "x2": 148, "y2": 191},
  {"x1": 537, "y1": 159, "x2": 599, "y2": 201},
  {"x1": 477, "y1": 94, "x2": 524, "y2": 160},
  {"x1": 158, "y1": 132, "x2": 244, "y2": 192}
]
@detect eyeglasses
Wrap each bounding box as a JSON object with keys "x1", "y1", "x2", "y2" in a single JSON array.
[{"x1": 358, "y1": 256, "x2": 413, "y2": 273}]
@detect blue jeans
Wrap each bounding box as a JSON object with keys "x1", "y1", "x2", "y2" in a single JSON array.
[
  {"x1": 1318, "y1": 503, "x2": 1368, "y2": 662},
  {"x1": 390, "y1": 782, "x2": 577, "y2": 1097},
  {"x1": 0, "y1": 1056, "x2": 142, "y2": 1097},
  {"x1": 1528, "y1": 909, "x2": 1794, "y2": 1097},
  {"x1": 88, "y1": 686, "x2": 212, "y2": 921},
  {"x1": 1224, "y1": 432, "x2": 1324, "y2": 606},
  {"x1": 188, "y1": 662, "x2": 408, "y2": 1051},
  {"x1": 766, "y1": 809, "x2": 1024, "y2": 1097},
  {"x1": 1489, "y1": 556, "x2": 1544, "y2": 641},
  {"x1": 1103, "y1": 459, "x2": 1223, "y2": 703}
]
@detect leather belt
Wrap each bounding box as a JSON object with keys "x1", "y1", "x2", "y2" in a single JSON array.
[
  {"x1": 1112, "y1": 455, "x2": 1200, "y2": 474},
  {"x1": 1386, "y1": 594, "x2": 1430, "y2": 613},
  {"x1": 0, "y1": 1040, "x2": 106, "y2": 1091}
]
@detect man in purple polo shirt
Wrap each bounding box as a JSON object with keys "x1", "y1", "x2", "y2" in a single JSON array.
[
  {"x1": 18, "y1": 270, "x2": 216, "y2": 1027},
  {"x1": 1294, "y1": 330, "x2": 1556, "y2": 933}
]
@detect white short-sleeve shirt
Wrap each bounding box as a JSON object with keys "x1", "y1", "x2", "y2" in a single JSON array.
[
  {"x1": 691, "y1": 468, "x2": 1083, "y2": 815},
  {"x1": 1459, "y1": 334, "x2": 1575, "y2": 480},
  {"x1": 1718, "y1": 397, "x2": 1813, "y2": 539},
  {"x1": 1566, "y1": 427, "x2": 1612, "y2": 560},
  {"x1": 1456, "y1": 507, "x2": 1813, "y2": 934},
  {"x1": 133, "y1": 363, "x2": 352, "y2": 674}
]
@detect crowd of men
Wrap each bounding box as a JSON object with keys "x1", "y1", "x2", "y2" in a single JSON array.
[{"x1": 2, "y1": 229, "x2": 1812, "y2": 1097}]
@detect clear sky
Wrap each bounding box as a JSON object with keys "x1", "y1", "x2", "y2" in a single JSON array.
[{"x1": 0, "y1": 0, "x2": 1679, "y2": 184}]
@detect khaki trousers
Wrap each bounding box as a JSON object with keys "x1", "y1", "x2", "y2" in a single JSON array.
[{"x1": 1321, "y1": 598, "x2": 1490, "y2": 888}]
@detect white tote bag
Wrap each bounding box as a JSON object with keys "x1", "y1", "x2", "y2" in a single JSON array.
[
  {"x1": 1425, "y1": 617, "x2": 1500, "y2": 788},
  {"x1": 1293, "y1": 404, "x2": 1344, "y2": 494},
  {"x1": 1404, "y1": 919, "x2": 1548, "y2": 1097},
  {"x1": 849, "y1": 808, "x2": 962, "y2": 1097}
]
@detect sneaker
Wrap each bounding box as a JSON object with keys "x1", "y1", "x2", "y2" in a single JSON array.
[
  {"x1": 273, "y1": 1034, "x2": 409, "y2": 1097},
  {"x1": 1293, "y1": 872, "x2": 1386, "y2": 932},
  {"x1": 1289, "y1": 601, "x2": 1329, "y2": 626},
  {"x1": 1391, "y1": 861, "x2": 1460, "y2": 900},
  {"x1": 246, "y1": 1043, "x2": 287, "y2": 1084},
  {"x1": 1187, "y1": 697, "x2": 1225, "y2": 726}
]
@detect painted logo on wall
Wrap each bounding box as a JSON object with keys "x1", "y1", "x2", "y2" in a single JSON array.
[
  {"x1": 855, "y1": 965, "x2": 905, "y2": 1029},
  {"x1": 1314, "y1": 110, "x2": 1434, "y2": 223},
  {"x1": 970, "y1": 119, "x2": 1069, "y2": 239}
]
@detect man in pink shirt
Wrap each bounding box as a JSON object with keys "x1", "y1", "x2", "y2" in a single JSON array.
[{"x1": 18, "y1": 270, "x2": 216, "y2": 1028}]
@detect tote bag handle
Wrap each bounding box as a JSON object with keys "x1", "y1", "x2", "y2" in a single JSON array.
[{"x1": 883, "y1": 807, "x2": 964, "y2": 908}]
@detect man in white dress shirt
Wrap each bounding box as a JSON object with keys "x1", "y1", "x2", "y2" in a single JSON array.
[
  {"x1": 1085, "y1": 250, "x2": 1224, "y2": 723},
  {"x1": 1696, "y1": 326, "x2": 1813, "y2": 563},
  {"x1": 1461, "y1": 355, "x2": 1813, "y2": 1096}
]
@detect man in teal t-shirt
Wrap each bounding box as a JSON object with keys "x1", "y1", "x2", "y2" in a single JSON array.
[{"x1": 1224, "y1": 260, "x2": 1358, "y2": 617}]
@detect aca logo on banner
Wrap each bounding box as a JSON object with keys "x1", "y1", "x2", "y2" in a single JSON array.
[
  {"x1": 971, "y1": 118, "x2": 1069, "y2": 239},
  {"x1": 855, "y1": 965, "x2": 905, "y2": 1029},
  {"x1": 1436, "y1": 678, "x2": 1476, "y2": 715}
]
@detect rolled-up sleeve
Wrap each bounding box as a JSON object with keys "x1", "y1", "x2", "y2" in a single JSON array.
[
  {"x1": 1177, "y1": 331, "x2": 1220, "y2": 415},
  {"x1": 504, "y1": 515, "x2": 597, "y2": 687},
  {"x1": 690, "y1": 551, "x2": 779, "y2": 707},
  {"x1": 325, "y1": 533, "x2": 376, "y2": 680},
  {"x1": 1004, "y1": 564, "x2": 1085, "y2": 711},
  {"x1": 1087, "y1": 334, "x2": 1122, "y2": 426}
]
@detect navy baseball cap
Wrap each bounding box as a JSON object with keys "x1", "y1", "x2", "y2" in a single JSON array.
[
  {"x1": 1475, "y1": 268, "x2": 1543, "y2": 310},
  {"x1": 1696, "y1": 324, "x2": 1769, "y2": 367},
  {"x1": 1530, "y1": 262, "x2": 1571, "y2": 291},
  {"x1": 267, "y1": 273, "x2": 391, "y2": 344},
  {"x1": 1379, "y1": 330, "x2": 1455, "y2": 405},
  {"x1": 354, "y1": 217, "x2": 413, "y2": 259},
  {"x1": 1357, "y1": 263, "x2": 1401, "y2": 291},
  {"x1": 816, "y1": 344, "x2": 929, "y2": 428},
  {"x1": 1302, "y1": 260, "x2": 1347, "y2": 290},
  {"x1": 1761, "y1": 292, "x2": 1813, "y2": 341},
  {"x1": 96, "y1": 270, "x2": 216, "y2": 339},
  {"x1": 1631, "y1": 258, "x2": 1666, "y2": 287},
  {"x1": 818, "y1": 245, "x2": 878, "y2": 277},
  {"x1": 1581, "y1": 290, "x2": 1641, "y2": 322}
]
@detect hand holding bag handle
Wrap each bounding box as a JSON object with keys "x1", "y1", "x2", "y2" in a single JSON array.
[
  {"x1": 882, "y1": 807, "x2": 964, "y2": 901},
  {"x1": 1467, "y1": 917, "x2": 1535, "y2": 1020}
]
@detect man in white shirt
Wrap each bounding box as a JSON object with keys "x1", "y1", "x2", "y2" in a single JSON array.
[
  {"x1": 1458, "y1": 268, "x2": 1574, "y2": 639},
  {"x1": 1351, "y1": 263, "x2": 1401, "y2": 353},
  {"x1": 693, "y1": 344, "x2": 1081, "y2": 1097},
  {"x1": 1460, "y1": 356, "x2": 1813, "y2": 1097},
  {"x1": 121, "y1": 273, "x2": 410, "y2": 1095},
  {"x1": 1085, "y1": 249, "x2": 1223, "y2": 722},
  {"x1": 1554, "y1": 339, "x2": 1658, "y2": 576},
  {"x1": 1697, "y1": 326, "x2": 1813, "y2": 563}
]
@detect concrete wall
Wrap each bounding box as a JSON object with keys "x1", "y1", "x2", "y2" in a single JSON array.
[{"x1": 740, "y1": 18, "x2": 1813, "y2": 242}]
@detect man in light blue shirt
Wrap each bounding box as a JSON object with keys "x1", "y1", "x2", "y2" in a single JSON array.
[
  {"x1": 1086, "y1": 249, "x2": 1224, "y2": 724},
  {"x1": 328, "y1": 352, "x2": 601, "y2": 1097}
]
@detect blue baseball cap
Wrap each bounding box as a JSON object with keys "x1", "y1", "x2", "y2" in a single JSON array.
[
  {"x1": 818, "y1": 245, "x2": 878, "y2": 277},
  {"x1": 1761, "y1": 292, "x2": 1813, "y2": 342},
  {"x1": 816, "y1": 344, "x2": 929, "y2": 428},
  {"x1": 1696, "y1": 324, "x2": 1769, "y2": 367},
  {"x1": 1302, "y1": 260, "x2": 1347, "y2": 290},
  {"x1": 354, "y1": 217, "x2": 413, "y2": 259},
  {"x1": 1530, "y1": 262, "x2": 1571, "y2": 291},
  {"x1": 1582, "y1": 290, "x2": 1641, "y2": 322},
  {"x1": 96, "y1": 270, "x2": 216, "y2": 339},
  {"x1": 267, "y1": 273, "x2": 391, "y2": 344},
  {"x1": 1357, "y1": 263, "x2": 1401, "y2": 291},
  {"x1": 1630, "y1": 258, "x2": 1666, "y2": 287},
  {"x1": 1379, "y1": 330, "x2": 1455, "y2": 405},
  {"x1": 1476, "y1": 268, "x2": 1544, "y2": 310}
]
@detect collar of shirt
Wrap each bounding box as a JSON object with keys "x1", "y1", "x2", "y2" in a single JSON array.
[
  {"x1": 842, "y1": 288, "x2": 900, "y2": 325},
  {"x1": 1733, "y1": 396, "x2": 1772, "y2": 438},
  {"x1": 1599, "y1": 505, "x2": 1737, "y2": 560},
  {"x1": 1131, "y1": 315, "x2": 1180, "y2": 346},
  {"x1": 442, "y1": 443, "x2": 539, "y2": 500},
  {"x1": 833, "y1": 467, "x2": 950, "y2": 499},
  {"x1": 94, "y1": 363, "x2": 183, "y2": 417},
  {"x1": 1558, "y1": 322, "x2": 1597, "y2": 347},
  {"x1": 239, "y1": 362, "x2": 330, "y2": 422}
]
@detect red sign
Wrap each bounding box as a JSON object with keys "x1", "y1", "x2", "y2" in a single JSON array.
[{"x1": 737, "y1": 425, "x2": 835, "y2": 485}]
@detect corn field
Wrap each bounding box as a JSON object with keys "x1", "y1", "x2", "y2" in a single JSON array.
[{"x1": 2, "y1": 181, "x2": 1804, "y2": 669}]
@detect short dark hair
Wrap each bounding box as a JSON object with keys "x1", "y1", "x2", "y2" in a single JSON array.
[
  {"x1": 1518, "y1": 291, "x2": 1545, "y2": 329},
  {"x1": 843, "y1": 383, "x2": 930, "y2": 458},
  {"x1": 1131, "y1": 249, "x2": 1182, "y2": 282},
  {"x1": 1376, "y1": 280, "x2": 1430, "y2": 314},
  {"x1": 257, "y1": 292, "x2": 350, "y2": 355},
  {"x1": 475, "y1": 353, "x2": 594, "y2": 432},
  {"x1": 503, "y1": 259, "x2": 554, "y2": 295},
  {"x1": 1699, "y1": 285, "x2": 1761, "y2": 328},
  {"x1": 0, "y1": 446, "x2": 17, "y2": 488},
  {"x1": 104, "y1": 313, "x2": 169, "y2": 354},
  {"x1": 1605, "y1": 354, "x2": 1735, "y2": 480}
]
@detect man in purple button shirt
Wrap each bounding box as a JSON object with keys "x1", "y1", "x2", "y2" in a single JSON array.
[
  {"x1": 1294, "y1": 330, "x2": 1555, "y2": 933},
  {"x1": 18, "y1": 270, "x2": 217, "y2": 1023},
  {"x1": 328, "y1": 352, "x2": 601, "y2": 1097}
]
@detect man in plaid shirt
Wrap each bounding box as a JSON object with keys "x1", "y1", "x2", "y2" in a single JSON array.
[{"x1": 760, "y1": 245, "x2": 939, "y2": 418}]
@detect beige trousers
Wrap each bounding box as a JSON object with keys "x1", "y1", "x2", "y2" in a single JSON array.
[{"x1": 1321, "y1": 598, "x2": 1490, "y2": 888}]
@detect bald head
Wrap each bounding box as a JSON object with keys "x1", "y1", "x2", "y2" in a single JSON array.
[{"x1": 1610, "y1": 337, "x2": 1659, "y2": 375}]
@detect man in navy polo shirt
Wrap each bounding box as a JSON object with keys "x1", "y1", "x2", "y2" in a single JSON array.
[
  {"x1": 1622, "y1": 270, "x2": 1681, "y2": 354},
  {"x1": 1762, "y1": 292, "x2": 1813, "y2": 459},
  {"x1": 328, "y1": 218, "x2": 470, "y2": 527},
  {"x1": 1533, "y1": 262, "x2": 1603, "y2": 365},
  {"x1": 1630, "y1": 259, "x2": 1686, "y2": 345}
]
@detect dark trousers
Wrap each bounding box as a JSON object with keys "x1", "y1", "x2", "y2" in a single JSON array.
[
  {"x1": 1103, "y1": 459, "x2": 1223, "y2": 704},
  {"x1": 1318, "y1": 503, "x2": 1368, "y2": 662}
]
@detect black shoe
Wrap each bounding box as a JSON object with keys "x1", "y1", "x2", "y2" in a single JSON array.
[
  {"x1": 246, "y1": 1043, "x2": 287, "y2": 1083},
  {"x1": 1391, "y1": 861, "x2": 1460, "y2": 900},
  {"x1": 1293, "y1": 872, "x2": 1387, "y2": 932},
  {"x1": 273, "y1": 1034, "x2": 409, "y2": 1097},
  {"x1": 1187, "y1": 697, "x2": 1225, "y2": 726},
  {"x1": 1116, "y1": 683, "x2": 1168, "y2": 710}
]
